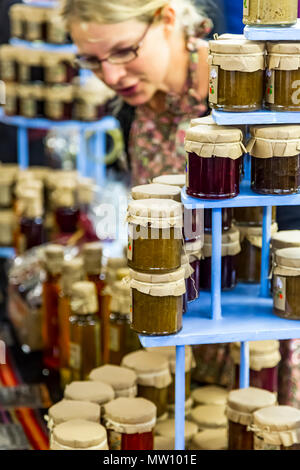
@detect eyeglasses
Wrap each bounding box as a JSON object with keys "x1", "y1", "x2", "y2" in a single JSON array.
[{"x1": 74, "y1": 20, "x2": 153, "y2": 71}]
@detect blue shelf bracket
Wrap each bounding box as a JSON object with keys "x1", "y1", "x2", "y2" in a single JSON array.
[
  {"x1": 211, "y1": 208, "x2": 222, "y2": 320},
  {"x1": 260, "y1": 206, "x2": 272, "y2": 297},
  {"x1": 239, "y1": 341, "x2": 250, "y2": 388},
  {"x1": 175, "y1": 345, "x2": 186, "y2": 451},
  {"x1": 17, "y1": 127, "x2": 29, "y2": 169}
]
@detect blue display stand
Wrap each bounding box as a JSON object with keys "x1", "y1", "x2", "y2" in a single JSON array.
[
  {"x1": 212, "y1": 109, "x2": 300, "y2": 126},
  {"x1": 10, "y1": 38, "x2": 77, "y2": 53},
  {"x1": 244, "y1": 19, "x2": 300, "y2": 41}
]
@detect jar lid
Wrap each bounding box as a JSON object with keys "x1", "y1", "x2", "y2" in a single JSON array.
[
  {"x1": 129, "y1": 267, "x2": 185, "y2": 284},
  {"x1": 18, "y1": 48, "x2": 42, "y2": 64},
  {"x1": 203, "y1": 227, "x2": 241, "y2": 258},
  {"x1": 155, "y1": 419, "x2": 198, "y2": 441},
  {"x1": 29, "y1": 166, "x2": 50, "y2": 182},
  {"x1": 121, "y1": 351, "x2": 172, "y2": 389},
  {"x1": 18, "y1": 84, "x2": 45, "y2": 100},
  {"x1": 82, "y1": 242, "x2": 102, "y2": 275},
  {"x1": 64, "y1": 381, "x2": 115, "y2": 405},
  {"x1": 209, "y1": 38, "x2": 265, "y2": 55},
  {"x1": 131, "y1": 183, "x2": 182, "y2": 202},
  {"x1": 190, "y1": 429, "x2": 227, "y2": 450},
  {"x1": 48, "y1": 399, "x2": 101, "y2": 425},
  {"x1": 19, "y1": 190, "x2": 43, "y2": 218},
  {"x1": 130, "y1": 276, "x2": 186, "y2": 297},
  {"x1": 128, "y1": 198, "x2": 183, "y2": 219},
  {"x1": 145, "y1": 345, "x2": 195, "y2": 374},
  {"x1": 191, "y1": 386, "x2": 229, "y2": 406},
  {"x1": 43, "y1": 51, "x2": 75, "y2": 64},
  {"x1": 70, "y1": 281, "x2": 98, "y2": 315},
  {"x1": 239, "y1": 223, "x2": 278, "y2": 249},
  {"x1": 152, "y1": 174, "x2": 186, "y2": 188},
  {"x1": 247, "y1": 125, "x2": 300, "y2": 158},
  {"x1": 190, "y1": 115, "x2": 216, "y2": 128},
  {"x1": 272, "y1": 230, "x2": 300, "y2": 251},
  {"x1": 275, "y1": 247, "x2": 300, "y2": 269},
  {"x1": 52, "y1": 419, "x2": 108, "y2": 450},
  {"x1": 74, "y1": 77, "x2": 116, "y2": 103},
  {"x1": 267, "y1": 41, "x2": 300, "y2": 55},
  {"x1": 45, "y1": 85, "x2": 74, "y2": 102},
  {"x1": 226, "y1": 387, "x2": 277, "y2": 426},
  {"x1": 208, "y1": 38, "x2": 265, "y2": 73},
  {"x1": 253, "y1": 406, "x2": 300, "y2": 447},
  {"x1": 89, "y1": 364, "x2": 137, "y2": 391},
  {"x1": 230, "y1": 341, "x2": 281, "y2": 371},
  {"x1": 78, "y1": 178, "x2": 94, "y2": 205},
  {"x1": 44, "y1": 244, "x2": 64, "y2": 274},
  {"x1": 104, "y1": 397, "x2": 156, "y2": 433},
  {"x1": 190, "y1": 405, "x2": 227, "y2": 429},
  {"x1": 23, "y1": 6, "x2": 46, "y2": 21}
]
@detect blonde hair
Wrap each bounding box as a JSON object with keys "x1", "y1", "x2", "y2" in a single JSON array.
[{"x1": 60, "y1": 0, "x2": 207, "y2": 36}]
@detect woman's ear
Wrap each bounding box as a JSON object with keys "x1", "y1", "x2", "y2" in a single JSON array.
[{"x1": 160, "y1": 5, "x2": 176, "y2": 37}]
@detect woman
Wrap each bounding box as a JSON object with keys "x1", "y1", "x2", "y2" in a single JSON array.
[{"x1": 61, "y1": 0, "x2": 212, "y2": 185}]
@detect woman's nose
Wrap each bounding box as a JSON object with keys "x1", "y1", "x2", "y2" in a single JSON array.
[{"x1": 98, "y1": 61, "x2": 127, "y2": 88}]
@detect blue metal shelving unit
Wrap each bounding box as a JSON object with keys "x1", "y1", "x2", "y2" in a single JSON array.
[{"x1": 244, "y1": 19, "x2": 300, "y2": 41}]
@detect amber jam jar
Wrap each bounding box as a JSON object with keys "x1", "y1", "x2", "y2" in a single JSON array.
[
  {"x1": 265, "y1": 42, "x2": 300, "y2": 111},
  {"x1": 18, "y1": 84, "x2": 45, "y2": 118},
  {"x1": 51, "y1": 419, "x2": 108, "y2": 450},
  {"x1": 109, "y1": 281, "x2": 141, "y2": 365},
  {"x1": 234, "y1": 206, "x2": 277, "y2": 226},
  {"x1": 0, "y1": 211, "x2": 15, "y2": 247},
  {"x1": 145, "y1": 345, "x2": 195, "y2": 406},
  {"x1": 208, "y1": 38, "x2": 265, "y2": 112},
  {"x1": 64, "y1": 381, "x2": 115, "y2": 410},
  {"x1": 127, "y1": 198, "x2": 183, "y2": 274},
  {"x1": 23, "y1": 7, "x2": 47, "y2": 42},
  {"x1": 45, "y1": 9, "x2": 69, "y2": 45},
  {"x1": 237, "y1": 223, "x2": 278, "y2": 284},
  {"x1": 184, "y1": 124, "x2": 244, "y2": 200},
  {"x1": 18, "y1": 49, "x2": 43, "y2": 83},
  {"x1": 248, "y1": 125, "x2": 300, "y2": 195},
  {"x1": 226, "y1": 387, "x2": 277, "y2": 450},
  {"x1": 191, "y1": 386, "x2": 229, "y2": 407},
  {"x1": 130, "y1": 268, "x2": 185, "y2": 336},
  {"x1": 230, "y1": 341, "x2": 281, "y2": 394},
  {"x1": 131, "y1": 183, "x2": 182, "y2": 203},
  {"x1": 189, "y1": 429, "x2": 228, "y2": 450},
  {"x1": 200, "y1": 227, "x2": 241, "y2": 290},
  {"x1": 104, "y1": 397, "x2": 156, "y2": 451},
  {"x1": 0, "y1": 45, "x2": 17, "y2": 82},
  {"x1": 121, "y1": 350, "x2": 172, "y2": 419},
  {"x1": 273, "y1": 247, "x2": 300, "y2": 320},
  {"x1": 45, "y1": 86, "x2": 73, "y2": 121},
  {"x1": 252, "y1": 406, "x2": 300, "y2": 450},
  {"x1": 243, "y1": 0, "x2": 298, "y2": 26},
  {"x1": 190, "y1": 405, "x2": 227, "y2": 432},
  {"x1": 44, "y1": 53, "x2": 76, "y2": 85},
  {"x1": 4, "y1": 83, "x2": 19, "y2": 116},
  {"x1": 105, "y1": 257, "x2": 128, "y2": 285},
  {"x1": 9, "y1": 4, "x2": 26, "y2": 39},
  {"x1": 154, "y1": 419, "x2": 198, "y2": 450},
  {"x1": 89, "y1": 365, "x2": 138, "y2": 399}
]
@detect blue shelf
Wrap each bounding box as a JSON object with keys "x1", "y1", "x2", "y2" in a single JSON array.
[
  {"x1": 0, "y1": 247, "x2": 15, "y2": 259},
  {"x1": 139, "y1": 284, "x2": 300, "y2": 347},
  {"x1": 212, "y1": 108, "x2": 300, "y2": 126},
  {"x1": 244, "y1": 19, "x2": 300, "y2": 41},
  {"x1": 23, "y1": 0, "x2": 58, "y2": 8},
  {"x1": 181, "y1": 182, "x2": 300, "y2": 209},
  {"x1": 10, "y1": 38, "x2": 77, "y2": 53}
]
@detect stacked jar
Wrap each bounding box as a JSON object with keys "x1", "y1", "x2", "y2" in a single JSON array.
[
  {"x1": 273, "y1": 247, "x2": 300, "y2": 320},
  {"x1": 0, "y1": 167, "x2": 17, "y2": 247},
  {"x1": 89, "y1": 364, "x2": 138, "y2": 398},
  {"x1": 243, "y1": 1, "x2": 298, "y2": 26}
]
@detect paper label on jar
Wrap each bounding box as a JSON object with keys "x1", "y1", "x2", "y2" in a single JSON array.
[
  {"x1": 254, "y1": 434, "x2": 280, "y2": 450},
  {"x1": 243, "y1": 0, "x2": 249, "y2": 16},
  {"x1": 69, "y1": 342, "x2": 81, "y2": 370},
  {"x1": 21, "y1": 98, "x2": 36, "y2": 118},
  {"x1": 109, "y1": 325, "x2": 121, "y2": 352},
  {"x1": 274, "y1": 275, "x2": 286, "y2": 311},
  {"x1": 266, "y1": 69, "x2": 275, "y2": 104},
  {"x1": 209, "y1": 66, "x2": 218, "y2": 104},
  {"x1": 108, "y1": 430, "x2": 122, "y2": 450}
]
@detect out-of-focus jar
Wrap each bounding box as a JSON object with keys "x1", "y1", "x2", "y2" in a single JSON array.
[
  {"x1": 184, "y1": 125, "x2": 244, "y2": 200},
  {"x1": 9, "y1": 4, "x2": 26, "y2": 39},
  {"x1": 272, "y1": 230, "x2": 300, "y2": 253},
  {"x1": 4, "y1": 83, "x2": 19, "y2": 116},
  {"x1": 131, "y1": 183, "x2": 182, "y2": 203},
  {"x1": 0, "y1": 210, "x2": 15, "y2": 246},
  {"x1": 18, "y1": 84, "x2": 45, "y2": 118},
  {"x1": 45, "y1": 9, "x2": 69, "y2": 44},
  {"x1": 152, "y1": 174, "x2": 186, "y2": 188},
  {"x1": 234, "y1": 206, "x2": 277, "y2": 226},
  {"x1": 200, "y1": 227, "x2": 241, "y2": 290},
  {"x1": 208, "y1": 37, "x2": 265, "y2": 112},
  {"x1": 230, "y1": 341, "x2": 281, "y2": 393},
  {"x1": 89, "y1": 364, "x2": 138, "y2": 398},
  {"x1": 51, "y1": 181, "x2": 79, "y2": 233},
  {"x1": 77, "y1": 177, "x2": 94, "y2": 214},
  {"x1": 127, "y1": 199, "x2": 183, "y2": 274},
  {"x1": 18, "y1": 49, "x2": 43, "y2": 83},
  {"x1": 51, "y1": 419, "x2": 108, "y2": 450},
  {"x1": 191, "y1": 385, "x2": 229, "y2": 407},
  {"x1": 182, "y1": 253, "x2": 200, "y2": 306},
  {"x1": 129, "y1": 268, "x2": 185, "y2": 336},
  {"x1": 64, "y1": 381, "x2": 115, "y2": 409},
  {"x1": 0, "y1": 172, "x2": 15, "y2": 209},
  {"x1": 226, "y1": 387, "x2": 277, "y2": 450},
  {"x1": 44, "y1": 85, "x2": 73, "y2": 121},
  {"x1": 247, "y1": 125, "x2": 300, "y2": 195},
  {"x1": 154, "y1": 435, "x2": 175, "y2": 450},
  {"x1": 74, "y1": 81, "x2": 115, "y2": 121},
  {"x1": 252, "y1": 406, "x2": 300, "y2": 450},
  {"x1": 243, "y1": 0, "x2": 298, "y2": 26},
  {"x1": 121, "y1": 350, "x2": 172, "y2": 419},
  {"x1": 145, "y1": 345, "x2": 195, "y2": 407},
  {"x1": 47, "y1": 399, "x2": 101, "y2": 430},
  {"x1": 44, "y1": 53, "x2": 76, "y2": 85},
  {"x1": 23, "y1": 6, "x2": 47, "y2": 42},
  {"x1": 0, "y1": 45, "x2": 17, "y2": 82},
  {"x1": 204, "y1": 208, "x2": 233, "y2": 233},
  {"x1": 237, "y1": 223, "x2": 278, "y2": 283},
  {"x1": 154, "y1": 419, "x2": 198, "y2": 450},
  {"x1": 189, "y1": 429, "x2": 228, "y2": 450},
  {"x1": 103, "y1": 397, "x2": 156, "y2": 450},
  {"x1": 273, "y1": 247, "x2": 300, "y2": 320},
  {"x1": 105, "y1": 257, "x2": 128, "y2": 285},
  {"x1": 265, "y1": 42, "x2": 300, "y2": 111},
  {"x1": 190, "y1": 405, "x2": 227, "y2": 431}
]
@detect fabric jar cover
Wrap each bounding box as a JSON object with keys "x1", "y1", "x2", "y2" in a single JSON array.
[
  {"x1": 89, "y1": 364, "x2": 137, "y2": 398},
  {"x1": 226, "y1": 387, "x2": 277, "y2": 426}
]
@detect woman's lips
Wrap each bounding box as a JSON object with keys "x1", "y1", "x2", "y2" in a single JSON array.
[{"x1": 117, "y1": 83, "x2": 139, "y2": 97}]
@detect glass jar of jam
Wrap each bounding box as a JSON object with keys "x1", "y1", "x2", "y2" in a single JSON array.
[
  {"x1": 24, "y1": 6, "x2": 47, "y2": 42},
  {"x1": 127, "y1": 199, "x2": 183, "y2": 274},
  {"x1": 0, "y1": 45, "x2": 17, "y2": 82},
  {"x1": 191, "y1": 385, "x2": 229, "y2": 407},
  {"x1": 189, "y1": 429, "x2": 228, "y2": 450},
  {"x1": 234, "y1": 206, "x2": 277, "y2": 226},
  {"x1": 103, "y1": 397, "x2": 156, "y2": 450},
  {"x1": 273, "y1": 247, "x2": 300, "y2": 319},
  {"x1": 0, "y1": 210, "x2": 15, "y2": 247},
  {"x1": 226, "y1": 387, "x2": 277, "y2": 450},
  {"x1": 52, "y1": 182, "x2": 79, "y2": 234},
  {"x1": 184, "y1": 124, "x2": 244, "y2": 199},
  {"x1": 243, "y1": 0, "x2": 298, "y2": 26},
  {"x1": 121, "y1": 350, "x2": 172, "y2": 419},
  {"x1": 129, "y1": 267, "x2": 185, "y2": 336},
  {"x1": 131, "y1": 183, "x2": 182, "y2": 203},
  {"x1": 44, "y1": 52, "x2": 76, "y2": 85},
  {"x1": 17, "y1": 190, "x2": 45, "y2": 253},
  {"x1": 252, "y1": 406, "x2": 300, "y2": 450},
  {"x1": 152, "y1": 174, "x2": 186, "y2": 188},
  {"x1": 265, "y1": 42, "x2": 300, "y2": 111},
  {"x1": 46, "y1": 9, "x2": 69, "y2": 45},
  {"x1": 51, "y1": 419, "x2": 108, "y2": 450},
  {"x1": 18, "y1": 49, "x2": 44, "y2": 83},
  {"x1": 4, "y1": 83, "x2": 19, "y2": 116},
  {"x1": 154, "y1": 418, "x2": 198, "y2": 450},
  {"x1": 109, "y1": 281, "x2": 141, "y2": 365},
  {"x1": 237, "y1": 223, "x2": 278, "y2": 284},
  {"x1": 9, "y1": 4, "x2": 26, "y2": 39},
  {"x1": 45, "y1": 85, "x2": 73, "y2": 121},
  {"x1": 190, "y1": 404, "x2": 227, "y2": 431},
  {"x1": 145, "y1": 345, "x2": 195, "y2": 406},
  {"x1": 89, "y1": 364, "x2": 137, "y2": 398},
  {"x1": 18, "y1": 84, "x2": 45, "y2": 118},
  {"x1": 64, "y1": 381, "x2": 115, "y2": 409},
  {"x1": 248, "y1": 125, "x2": 300, "y2": 195},
  {"x1": 230, "y1": 341, "x2": 281, "y2": 393},
  {"x1": 200, "y1": 227, "x2": 241, "y2": 290},
  {"x1": 47, "y1": 399, "x2": 101, "y2": 433},
  {"x1": 208, "y1": 38, "x2": 265, "y2": 112},
  {"x1": 204, "y1": 208, "x2": 233, "y2": 233},
  {"x1": 74, "y1": 82, "x2": 115, "y2": 121}
]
